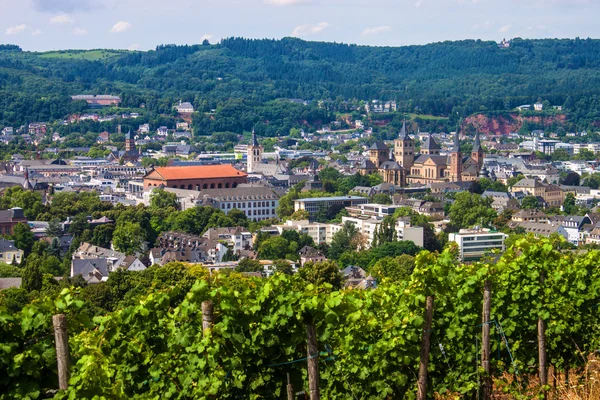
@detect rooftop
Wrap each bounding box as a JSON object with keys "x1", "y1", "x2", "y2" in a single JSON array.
[
  {"x1": 148, "y1": 165, "x2": 247, "y2": 180},
  {"x1": 296, "y1": 196, "x2": 367, "y2": 203}
]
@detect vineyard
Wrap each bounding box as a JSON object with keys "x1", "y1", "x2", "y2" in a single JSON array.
[{"x1": 2, "y1": 235, "x2": 600, "y2": 399}]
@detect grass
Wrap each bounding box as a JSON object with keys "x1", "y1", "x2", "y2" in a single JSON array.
[
  {"x1": 38, "y1": 50, "x2": 123, "y2": 61},
  {"x1": 409, "y1": 113, "x2": 449, "y2": 121}
]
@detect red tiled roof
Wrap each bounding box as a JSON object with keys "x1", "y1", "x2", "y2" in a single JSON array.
[{"x1": 148, "y1": 165, "x2": 247, "y2": 180}]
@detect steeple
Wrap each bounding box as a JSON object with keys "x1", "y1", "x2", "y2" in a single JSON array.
[
  {"x1": 398, "y1": 118, "x2": 409, "y2": 140},
  {"x1": 251, "y1": 128, "x2": 259, "y2": 147},
  {"x1": 22, "y1": 167, "x2": 33, "y2": 190},
  {"x1": 473, "y1": 129, "x2": 481, "y2": 152},
  {"x1": 452, "y1": 126, "x2": 461, "y2": 153}
]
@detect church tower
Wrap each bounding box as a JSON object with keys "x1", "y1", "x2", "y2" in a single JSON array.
[
  {"x1": 247, "y1": 129, "x2": 263, "y2": 173},
  {"x1": 471, "y1": 129, "x2": 484, "y2": 170},
  {"x1": 394, "y1": 120, "x2": 414, "y2": 169},
  {"x1": 125, "y1": 130, "x2": 136, "y2": 152},
  {"x1": 449, "y1": 127, "x2": 462, "y2": 182}
]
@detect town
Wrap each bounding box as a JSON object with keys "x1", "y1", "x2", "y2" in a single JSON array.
[{"x1": 0, "y1": 94, "x2": 597, "y2": 291}]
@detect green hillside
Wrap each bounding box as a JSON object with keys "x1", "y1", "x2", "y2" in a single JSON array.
[{"x1": 1, "y1": 37, "x2": 600, "y2": 130}]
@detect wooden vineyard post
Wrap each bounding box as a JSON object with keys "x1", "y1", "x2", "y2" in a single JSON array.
[
  {"x1": 202, "y1": 300, "x2": 214, "y2": 334},
  {"x1": 538, "y1": 273, "x2": 548, "y2": 400},
  {"x1": 306, "y1": 321, "x2": 320, "y2": 400},
  {"x1": 482, "y1": 279, "x2": 492, "y2": 400},
  {"x1": 417, "y1": 295, "x2": 434, "y2": 400},
  {"x1": 52, "y1": 314, "x2": 70, "y2": 390},
  {"x1": 287, "y1": 373, "x2": 294, "y2": 400}
]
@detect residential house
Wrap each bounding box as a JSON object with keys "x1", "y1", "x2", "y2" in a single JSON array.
[
  {"x1": 203, "y1": 227, "x2": 253, "y2": 252},
  {"x1": 511, "y1": 209, "x2": 548, "y2": 224},
  {"x1": 298, "y1": 246, "x2": 327, "y2": 266},
  {"x1": 0, "y1": 239, "x2": 23, "y2": 264}
]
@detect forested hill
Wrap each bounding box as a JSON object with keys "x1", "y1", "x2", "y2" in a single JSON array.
[{"x1": 2, "y1": 37, "x2": 600, "y2": 127}]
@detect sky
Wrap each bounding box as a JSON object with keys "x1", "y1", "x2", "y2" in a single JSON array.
[{"x1": 0, "y1": 0, "x2": 598, "y2": 51}]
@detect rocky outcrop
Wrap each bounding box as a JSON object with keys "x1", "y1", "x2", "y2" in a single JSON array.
[{"x1": 464, "y1": 113, "x2": 567, "y2": 135}]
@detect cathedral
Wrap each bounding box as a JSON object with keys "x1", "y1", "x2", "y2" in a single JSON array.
[{"x1": 359, "y1": 122, "x2": 484, "y2": 186}]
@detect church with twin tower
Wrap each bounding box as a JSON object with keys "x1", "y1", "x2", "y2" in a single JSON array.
[{"x1": 359, "y1": 121, "x2": 484, "y2": 186}]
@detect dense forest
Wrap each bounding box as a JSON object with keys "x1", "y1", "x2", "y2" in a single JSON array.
[{"x1": 2, "y1": 37, "x2": 600, "y2": 130}]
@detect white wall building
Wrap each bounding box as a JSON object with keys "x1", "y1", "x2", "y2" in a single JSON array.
[{"x1": 449, "y1": 228, "x2": 507, "y2": 261}]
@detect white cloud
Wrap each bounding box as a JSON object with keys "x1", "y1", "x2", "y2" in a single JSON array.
[
  {"x1": 110, "y1": 21, "x2": 132, "y2": 34},
  {"x1": 415, "y1": 0, "x2": 424, "y2": 7},
  {"x1": 31, "y1": 29, "x2": 42, "y2": 36},
  {"x1": 362, "y1": 26, "x2": 391, "y2": 36},
  {"x1": 499, "y1": 24, "x2": 512, "y2": 33},
  {"x1": 291, "y1": 22, "x2": 329, "y2": 37},
  {"x1": 49, "y1": 14, "x2": 74, "y2": 24},
  {"x1": 6, "y1": 24, "x2": 27, "y2": 35},
  {"x1": 72, "y1": 28, "x2": 88, "y2": 36},
  {"x1": 200, "y1": 34, "x2": 213, "y2": 42},
  {"x1": 127, "y1": 44, "x2": 140, "y2": 51},
  {"x1": 265, "y1": 0, "x2": 306, "y2": 5}
]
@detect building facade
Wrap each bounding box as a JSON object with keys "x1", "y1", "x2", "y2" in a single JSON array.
[
  {"x1": 359, "y1": 123, "x2": 484, "y2": 186},
  {"x1": 449, "y1": 228, "x2": 508, "y2": 261},
  {"x1": 143, "y1": 165, "x2": 248, "y2": 190}
]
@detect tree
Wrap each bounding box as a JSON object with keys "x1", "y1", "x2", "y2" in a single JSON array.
[
  {"x1": 11, "y1": 223, "x2": 34, "y2": 256},
  {"x1": 372, "y1": 216, "x2": 396, "y2": 247},
  {"x1": 563, "y1": 192, "x2": 577, "y2": 214},
  {"x1": 521, "y1": 195, "x2": 540, "y2": 210},
  {"x1": 113, "y1": 222, "x2": 145, "y2": 255},
  {"x1": 371, "y1": 193, "x2": 392, "y2": 205},
  {"x1": 227, "y1": 209, "x2": 249, "y2": 227},
  {"x1": 277, "y1": 182, "x2": 304, "y2": 219},
  {"x1": 21, "y1": 258, "x2": 42, "y2": 292},
  {"x1": 507, "y1": 174, "x2": 525, "y2": 188},
  {"x1": 235, "y1": 258, "x2": 263, "y2": 273},
  {"x1": 222, "y1": 249, "x2": 238, "y2": 262},
  {"x1": 48, "y1": 237, "x2": 61, "y2": 258},
  {"x1": 550, "y1": 148, "x2": 571, "y2": 162},
  {"x1": 46, "y1": 218, "x2": 63, "y2": 238},
  {"x1": 297, "y1": 260, "x2": 343, "y2": 290},
  {"x1": 583, "y1": 173, "x2": 600, "y2": 190},
  {"x1": 328, "y1": 221, "x2": 361, "y2": 260},
  {"x1": 258, "y1": 237, "x2": 297, "y2": 260},
  {"x1": 576, "y1": 149, "x2": 596, "y2": 161},
  {"x1": 41, "y1": 255, "x2": 63, "y2": 276},
  {"x1": 91, "y1": 224, "x2": 115, "y2": 249},
  {"x1": 288, "y1": 209, "x2": 310, "y2": 221},
  {"x1": 371, "y1": 254, "x2": 415, "y2": 282},
  {"x1": 448, "y1": 192, "x2": 497, "y2": 230},
  {"x1": 149, "y1": 188, "x2": 179, "y2": 210},
  {"x1": 273, "y1": 259, "x2": 293, "y2": 275},
  {"x1": 560, "y1": 171, "x2": 581, "y2": 186},
  {"x1": 68, "y1": 214, "x2": 89, "y2": 238}
]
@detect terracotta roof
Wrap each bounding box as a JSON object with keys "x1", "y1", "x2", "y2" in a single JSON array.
[{"x1": 149, "y1": 165, "x2": 247, "y2": 180}]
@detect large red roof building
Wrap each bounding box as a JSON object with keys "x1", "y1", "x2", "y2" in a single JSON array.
[{"x1": 143, "y1": 165, "x2": 247, "y2": 190}]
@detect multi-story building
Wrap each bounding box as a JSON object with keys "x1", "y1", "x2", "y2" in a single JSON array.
[
  {"x1": 143, "y1": 165, "x2": 248, "y2": 190},
  {"x1": 341, "y1": 216, "x2": 424, "y2": 248},
  {"x1": 275, "y1": 220, "x2": 331, "y2": 245},
  {"x1": 203, "y1": 227, "x2": 253, "y2": 252},
  {"x1": 346, "y1": 203, "x2": 403, "y2": 218},
  {"x1": 294, "y1": 196, "x2": 369, "y2": 221},
  {"x1": 0, "y1": 208, "x2": 28, "y2": 236},
  {"x1": 449, "y1": 228, "x2": 508, "y2": 261}
]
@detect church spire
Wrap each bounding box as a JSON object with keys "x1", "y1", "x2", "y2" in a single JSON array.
[
  {"x1": 251, "y1": 127, "x2": 259, "y2": 147},
  {"x1": 473, "y1": 129, "x2": 481, "y2": 152},
  {"x1": 452, "y1": 125, "x2": 461, "y2": 153},
  {"x1": 398, "y1": 118, "x2": 408, "y2": 140}
]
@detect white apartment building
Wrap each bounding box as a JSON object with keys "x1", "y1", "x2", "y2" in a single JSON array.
[
  {"x1": 276, "y1": 220, "x2": 331, "y2": 245},
  {"x1": 341, "y1": 216, "x2": 424, "y2": 248},
  {"x1": 449, "y1": 228, "x2": 508, "y2": 261},
  {"x1": 294, "y1": 196, "x2": 369, "y2": 221},
  {"x1": 346, "y1": 203, "x2": 402, "y2": 218}
]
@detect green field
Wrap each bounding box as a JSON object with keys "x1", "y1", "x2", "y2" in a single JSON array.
[
  {"x1": 409, "y1": 113, "x2": 449, "y2": 121},
  {"x1": 38, "y1": 50, "x2": 124, "y2": 61}
]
